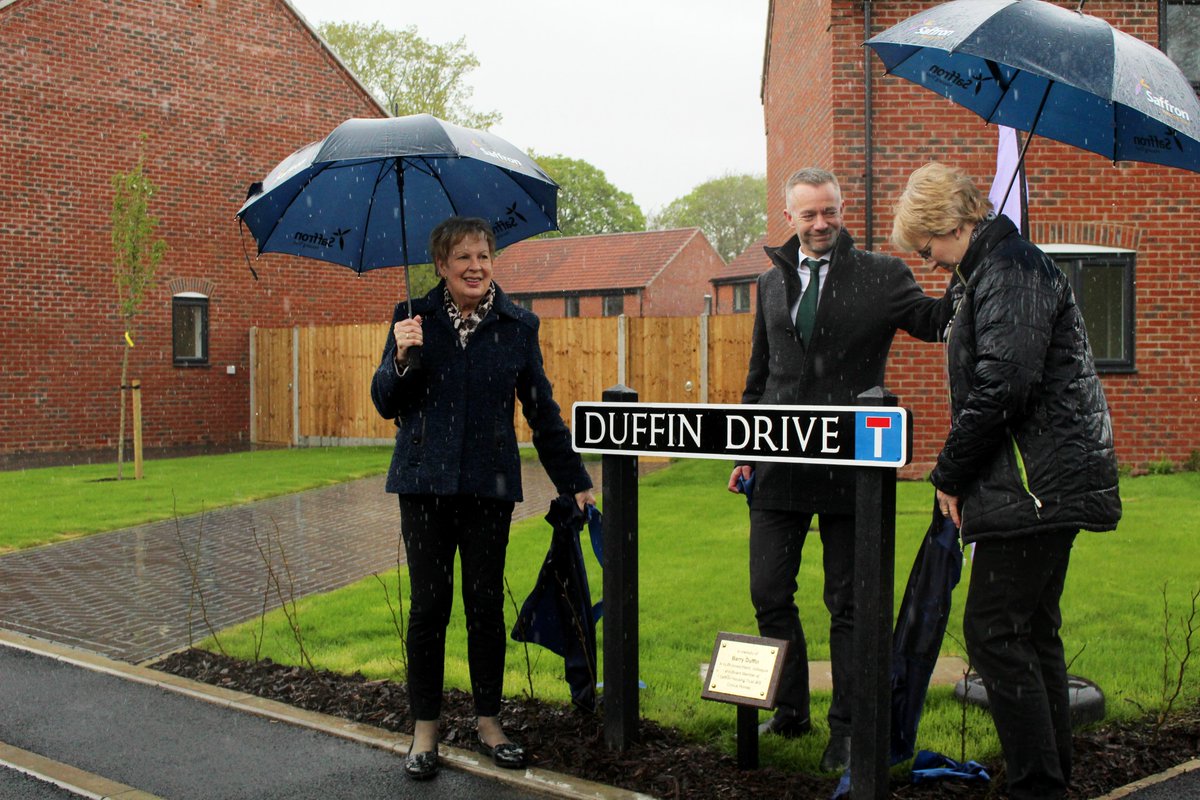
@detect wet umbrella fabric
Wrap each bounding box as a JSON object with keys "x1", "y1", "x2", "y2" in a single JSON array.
[
  {"x1": 512, "y1": 495, "x2": 603, "y2": 712},
  {"x1": 866, "y1": 0, "x2": 1200, "y2": 184},
  {"x1": 890, "y1": 501, "x2": 963, "y2": 765},
  {"x1": 235, "y1": 114, "x2": 558, "y2": 309}
]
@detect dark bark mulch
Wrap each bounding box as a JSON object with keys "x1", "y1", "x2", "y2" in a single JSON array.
[{"x1": 153, "y1": 649, "x2": 1199, "y2": 799}]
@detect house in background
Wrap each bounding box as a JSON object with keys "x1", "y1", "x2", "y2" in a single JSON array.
[
  {"x1": 764, "y1": 0, "x2": 1199, "y2": 472},
  {"x1": 0, "y1": 0, "x2": 402, "y2": 459},
  {"x1": 493, "y1": 229, "x2": 725, "y2": 318},
  {"x1": 711, "y1": 235, "x2": 769, "y2": 315}
]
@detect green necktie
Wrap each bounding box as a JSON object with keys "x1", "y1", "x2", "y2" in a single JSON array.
[{"x1": 796, "y1": 258, "x2": 821, "y2": 344}]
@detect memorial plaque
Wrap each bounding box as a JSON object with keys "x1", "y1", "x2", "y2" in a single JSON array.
[{"x1": 701, "y1": 632, "x2": 789, "y2": 709}]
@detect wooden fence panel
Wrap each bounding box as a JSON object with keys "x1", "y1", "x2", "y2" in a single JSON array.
[
  {"x1": 514, "y1": 317, "x2": 620, "y2": 441},
  {"x1": 252, "y1": 327, "x2": 294, "y2": 445},
  {"x1": 626, "y1": 316, "x2": 702, "y2": 404},
  {"x1": 298, "y1": 323, "x2": 393, "y2": 441},
  {"x1": 708, "y1": 314, "x2": 755, "y2": 404},
  {"x1": 252, "y1": 314, "x2": 754, "y2": 446}
]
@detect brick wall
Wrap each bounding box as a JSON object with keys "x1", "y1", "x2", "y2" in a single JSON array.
[
  {"x1": 765, "y1": 0, "x2": 1200, "y2": 473},
  {"x1": 642, "y1": 235, "x2": 725, "y2": 316},
  {"x1": 0, "y1": 0, "x2": 402, "y2": 455}
]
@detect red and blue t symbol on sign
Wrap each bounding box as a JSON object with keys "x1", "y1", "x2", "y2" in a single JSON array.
[{"x1": 854, "y1": 411, "x2": 904, "y2": 464}]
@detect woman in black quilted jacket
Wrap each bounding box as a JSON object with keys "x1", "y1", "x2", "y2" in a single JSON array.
[{"x1": 892, "y1": 162, "x2": 1121, "y2": 800}]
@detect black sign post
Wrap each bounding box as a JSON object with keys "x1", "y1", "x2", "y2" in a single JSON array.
[
  {"x1": 851, "y1": 387, "x2": 899, "y2": 800},
  {"x1": 601, "y1": 384, "x2": 640, "y2": 751},
  {"x1": 574, "y1": 387, "x2": 909, "y2": 791}
]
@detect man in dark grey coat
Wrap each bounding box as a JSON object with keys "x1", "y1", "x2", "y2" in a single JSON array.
[{"x1": 727, "y1": 168, "x2": 952, "y2": 771}]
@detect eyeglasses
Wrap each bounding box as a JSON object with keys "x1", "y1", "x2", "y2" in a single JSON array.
[{"x1": 916, "y1": 234, "x2": 935, "y2": 261}]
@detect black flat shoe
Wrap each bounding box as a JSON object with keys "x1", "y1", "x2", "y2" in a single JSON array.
[
  {"x1": 758, "y1": 713, "x2": 813, "y2": 738},
  {"x1": 819, "y1": 735, "x2": 852, "y2": 772},
  {"x1": 404, "y1": 745, "x2": 439, "y2": 780},
  {"x1": 477, "y1": 737, "x2": 526, "y2": 769}
]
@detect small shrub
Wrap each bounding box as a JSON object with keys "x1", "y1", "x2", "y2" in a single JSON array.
[
  {"x1": 1185, "y1": 450, "x2": 1200, "y2": 473},
  {"x1": 1145, "y1": 458, "x2": 1175, "y2": 476}
]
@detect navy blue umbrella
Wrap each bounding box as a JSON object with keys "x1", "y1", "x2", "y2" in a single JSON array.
[
  {"x1": 866, "y1": 0, "x2": 1200, "y2": 210},
  {"x1": 890, "y1": 501, "x2": 962, "y2": 765},
  {"x1": 236, "y1": 114, "x2": 558, "y2": 330},
  {"x1": 511, "y1": 495, "x2": 603, "y2": 712}
]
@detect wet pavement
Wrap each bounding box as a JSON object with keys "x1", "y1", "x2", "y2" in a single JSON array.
[{"x1": 0, "y1": 462, "x2": 599, "y2": 663}]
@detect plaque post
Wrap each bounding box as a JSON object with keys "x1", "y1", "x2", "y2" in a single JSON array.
[
  {"x1": 736, "y1": 706, "x2": 758, "y2": 769},
  {"x1": 602, "y1": 384, "x2": 639, "y2": 751}
]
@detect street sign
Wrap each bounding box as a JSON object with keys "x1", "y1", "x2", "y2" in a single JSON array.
[{"x1": 571, "y1": 401, "x2": 910, "y2": 468}]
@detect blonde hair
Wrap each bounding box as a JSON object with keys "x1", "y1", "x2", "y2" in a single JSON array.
[{"x1": 891, "y1": 162, "x2": 992, "y2": 252}]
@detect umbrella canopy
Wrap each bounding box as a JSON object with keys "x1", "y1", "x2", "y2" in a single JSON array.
[
  {"x1": 236, "y1": 113, "x2": 558, "y2": 294},
  {"x1": 866, "y1": 0, "x2": 1200, "y2": 183}
]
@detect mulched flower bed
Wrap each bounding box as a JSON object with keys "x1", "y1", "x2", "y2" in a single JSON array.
[{"x1": 154, "y1": 649, "x2": 1198, "y2": 799}]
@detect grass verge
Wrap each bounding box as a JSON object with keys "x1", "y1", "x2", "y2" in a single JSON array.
[
  {"x1": 205, "y1": 459, "x2": 1200, "y2": 771},
  {"x1": 0, "y1": 446, "x2": 392, "y2": 553}
]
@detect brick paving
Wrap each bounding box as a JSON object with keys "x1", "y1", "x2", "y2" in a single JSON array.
[{"x1": 0, "y1": 461, "x2": 602, "y2": 664}]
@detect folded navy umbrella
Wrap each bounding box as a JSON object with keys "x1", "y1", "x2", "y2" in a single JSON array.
[
  {"x1": 511, "y1": 495, "x2": 603, "y2": 712},
  {"x1": 890, "y1": 500, "x2": 963, "y2": 764}
]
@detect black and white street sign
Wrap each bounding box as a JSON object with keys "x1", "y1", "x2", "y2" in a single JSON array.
[{"x1": 571, "y1": 401, "x2": 910, "y2": 468}]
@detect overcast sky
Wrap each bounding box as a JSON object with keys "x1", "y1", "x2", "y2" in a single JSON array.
[{"x1": 287, "y1": 0, "x2": 770, "y2": 214}]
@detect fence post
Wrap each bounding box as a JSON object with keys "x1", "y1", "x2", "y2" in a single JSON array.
[
  {"x1": 699, "y1": 296, "x2": 711, "y2": 403},
  {"x1": 616, "y1": 315, "x2": 629, "y2": 387},
  {"x1": 249, "y1": 327, "x2": 257, "y2": 444},
  {"x1": 850, "y1": 386, "x2": 898, "y2": 799},
  {"x1": 291, "y1": 326, "x2": 300, "y2": 447},
  {"x1": 602, "y1": 383, "x2": 639, "y2": 751}
]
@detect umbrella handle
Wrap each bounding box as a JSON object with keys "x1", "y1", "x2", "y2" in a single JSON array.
[{"x1": 406, "y1": 345, "x2": 422, "y2": 370}]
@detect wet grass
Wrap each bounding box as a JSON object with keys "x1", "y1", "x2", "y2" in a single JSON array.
[
  {"x1": 207, "y1": 459, "x2": 1200, "y2": 771},
  {"x1": 0, "y1": 446, "x2": 392, "y2": 553}
]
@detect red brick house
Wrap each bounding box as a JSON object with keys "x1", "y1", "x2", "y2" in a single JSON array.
[
  {"x1": 493, "y1": 229, "x2": 725, "y2": 318},
  {"x1": 764, "y1": 0, "x2": 1200, "y2": 473},
  {"x1": 0, "y1": 0, "x2": 403, "y2": 459},
  {"x1": 711, "y1": 235, "x2": 770, "y2": 315}
]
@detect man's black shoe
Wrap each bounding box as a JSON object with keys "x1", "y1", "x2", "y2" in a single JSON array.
[
  {"x1": 757, "y1": 713, "x2": 812, "y2": 738},
  {"x1": 819, "y1": 735, "x2": 852, "y2": 772}
]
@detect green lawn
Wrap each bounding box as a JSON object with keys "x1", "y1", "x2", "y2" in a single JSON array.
[
  {"x1": 0, "y1": 446, "x2": 392, "y2": 553},
  {"x1": 204, "y1": 458, "x2": 1200, "y2": 772}
]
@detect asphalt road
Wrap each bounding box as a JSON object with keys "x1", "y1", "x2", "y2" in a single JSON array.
[{"x1": 0, "y1": 644, "x2": 544, "y2": 800}]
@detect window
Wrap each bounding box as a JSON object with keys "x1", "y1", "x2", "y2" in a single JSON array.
[
  {"x1": 732, "y1": 283, "x2": 751, "y2": 313},
  {"x1": 602, "y1": 294, "x2": 624, "y2": 317},
  {"x1": 1045, "y1": 248, "x2": 1136, "y2": 372},
  {"x1": 173, "y1": 293, "x2": 209, "y2": 365},
  {"x1": 564, "y1": 296, "x2": 580, "y2": 318},
  {"x1": 1162, "y1": 1, "x2": 1200, "y2": 86}
]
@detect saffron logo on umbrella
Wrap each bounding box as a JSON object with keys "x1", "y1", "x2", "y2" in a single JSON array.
[
  {"x1": 912, "y1": 19, "x2": 953, "y2": 38},
  {"x1": 292, "y1": 228, "x2": 350, "y2": 250},
  {"x1": 493, "y1": 203, "x2": 528, "y2": 236},
  {"x1": 1133, "y1": 128, "x2": 1183, "y2": 152},
  {"x1": 928, "y1": 63, "x2": 975, "y2": 92},
  {"x1": 471, "y1": 138, "x2": 524, "y2": 168},
  {"x1": 1137, "y1": 78, "x2": 1193, "y2": 124}
]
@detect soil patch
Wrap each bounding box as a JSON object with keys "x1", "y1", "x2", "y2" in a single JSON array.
[{"x1": 154, "y1": 649, "x2": 1199, "y2": 799}]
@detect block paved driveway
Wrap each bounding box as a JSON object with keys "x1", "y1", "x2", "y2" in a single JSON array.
[{"x1": 0, "y1": 462, "x2": 600, "y2": 664}]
